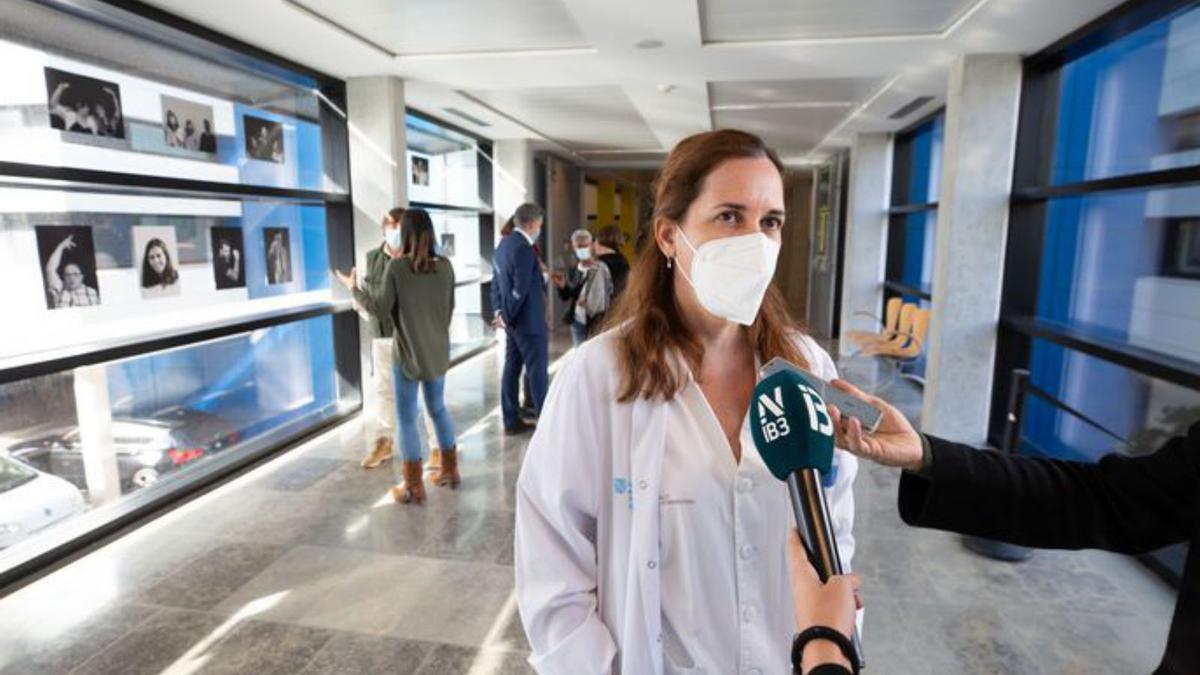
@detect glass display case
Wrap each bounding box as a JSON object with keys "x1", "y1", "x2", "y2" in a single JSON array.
[{"x1": 0, "y1": 0, "x2": 358, "y2": 585}]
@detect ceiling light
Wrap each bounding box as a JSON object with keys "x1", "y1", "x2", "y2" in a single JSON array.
[
  {"x1": 657, "y1": 84, "x2": 676, "y2": 95},
  {"x1": 635, "y1": 39, "x2": 664, "y2": 50}
]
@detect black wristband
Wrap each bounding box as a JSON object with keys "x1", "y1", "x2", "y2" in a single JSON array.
[{"x1": 791, "y1": 626, "x2": 859, "y2": 675}]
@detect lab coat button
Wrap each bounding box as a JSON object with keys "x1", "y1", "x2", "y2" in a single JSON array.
[
  {"x1": 742, "y1": 606, "x2": 756, "y2": 622},
  {"x1": 639, "y1": 480, "x2": 648, "y2": 490},
  {"x1": 648, "y1": 560, "x2": 657, "y2": 569},
  {"x1": 736, "y1": 477, "x2": 753, "y2": 493},
  {"x1": 739, "y1": 544, "x2": 754, "y2": 560}
]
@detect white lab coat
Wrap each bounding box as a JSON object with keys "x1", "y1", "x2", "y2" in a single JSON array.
[{"x1": 515, "y1": 329, "x2": 858, "y2": 675}]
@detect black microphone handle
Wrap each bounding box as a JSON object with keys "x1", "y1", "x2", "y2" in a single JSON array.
[{"x1": 786, "y1": 470, "x2": 866, "y2": 670}]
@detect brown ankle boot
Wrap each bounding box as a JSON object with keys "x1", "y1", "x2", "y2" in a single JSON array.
[
  {"x1": 361, "y1": 437, "x2": 393, "y2": 469},
  {"x1": 391, "y1": 460, "x2": 426, "y2": 504},
  {"x1": 427, "y1": 447, "x2": 460, "y2": 489},
  {"x1": 425, "y1": 448, "x2": 442, "y2": 473}
]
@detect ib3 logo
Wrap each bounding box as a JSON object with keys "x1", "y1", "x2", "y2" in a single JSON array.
[{"x1": 756, "y1": 384, "x2": 834, "y2": 442}]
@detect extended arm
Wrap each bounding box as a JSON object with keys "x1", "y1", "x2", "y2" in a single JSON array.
[
  {"x1": 44, "y1": 235, "x2": 72, "y2": 294},
  {"x1": 899, "y1": 425, "x2": 1199, "y2": 554}
]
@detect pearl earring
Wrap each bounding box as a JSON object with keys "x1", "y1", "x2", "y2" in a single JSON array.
[{"x1": 667, "y1": 257, "x2": 673, "y2": 270}]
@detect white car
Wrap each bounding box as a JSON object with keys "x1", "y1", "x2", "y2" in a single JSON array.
[{"x1": 0, "y1": 455, "x2": 86, "y2": 550}]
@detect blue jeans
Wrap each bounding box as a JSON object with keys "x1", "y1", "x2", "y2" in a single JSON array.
[
  {"x1": 393, "y1": 367, "x2": 457, "y2": 462},
  {"x1": 571, "y1": 321, "x2": 588, "y2": 347}
]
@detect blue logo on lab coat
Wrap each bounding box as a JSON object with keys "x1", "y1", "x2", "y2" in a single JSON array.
[{"x1": 613, "y1": 478, "x2": 630, "y2": 495}]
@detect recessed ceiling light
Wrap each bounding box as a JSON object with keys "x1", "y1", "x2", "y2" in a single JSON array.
[{"x1": 635, "y1": 38, "x2": 664, "y2": 49}]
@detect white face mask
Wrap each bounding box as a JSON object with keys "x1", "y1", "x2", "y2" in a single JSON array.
[
  {"x1": 675, "y1": 227, "x2": 781, "y2": 326},
  {"x1": 384, "y1": 228, "x2": 401, "y2": 249},
  {"x1": 575, "y1": 247, "x2": 592, "y2": 261}
]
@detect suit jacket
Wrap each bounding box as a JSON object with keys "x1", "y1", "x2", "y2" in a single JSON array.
[
  {"x1": 900, "y1": 423, "x2": 1199, "y2": 674},
  {"x1": 493, "y1": 230, "x2": 547, "y2": 335}
]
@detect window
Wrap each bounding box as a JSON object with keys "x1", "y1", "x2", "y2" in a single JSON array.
[
  {"x1": 0, "y1": 0, "x2": 359, "y2": 584},
  {"x1": 885, "y1": 113, "x2": 944, "y2": 305},
  {"x1": 996, "y1": 0, "x2": 1200, "y2": 582}
]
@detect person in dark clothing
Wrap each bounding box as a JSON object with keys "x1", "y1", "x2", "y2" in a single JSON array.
[
  {"x1": 492, "y1": 217, "x2": 537, "y2": 421},
  {"x1": 493, "y1": 202, "x2": 549, "y2": 434},
  {"x1": 817, "y1": 378, "x2": 1199, "y2": 675},
  {"x1": 594, "y1": 224, "x2": 630, "y2": 299}
]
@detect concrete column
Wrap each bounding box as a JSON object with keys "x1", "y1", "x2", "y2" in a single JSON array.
[
  {"x1": 493, "y1": 139, "x2": 534, "y2": 229},
  {"x1": 74, "y1": 365, "x2": 119, "y2": 506},
  {"x1": 346, "y1": 76, "x2": 406, "y2": 447},
  {"x1": 347, "y1": 76, "x2": 407, "y2": 266},
  {"x1": 921, "y1": 54, "x2": 1022, "y2": 445},
  {"x1": 836, "y1": 133, "x2": 892, "y2": 358}
]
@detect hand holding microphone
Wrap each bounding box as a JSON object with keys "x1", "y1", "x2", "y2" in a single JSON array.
[{"x1": 749, "y1": 367, "x2": 865, "y2": 672}]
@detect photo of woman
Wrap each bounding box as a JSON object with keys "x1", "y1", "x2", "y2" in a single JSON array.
[
  {"x1": 264, "y1": 227, "x2": 292, "y2": 284},
  {"x1": 133, "y1": 226, "x2": 182, "y2": 298}
]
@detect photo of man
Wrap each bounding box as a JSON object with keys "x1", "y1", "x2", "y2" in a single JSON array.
[
  {"x1": 244, "y1": 114, "x2": 284, "y2": 164},
  {"x1": 161, "y1": 95, "x2": 217, "y2": 156},
  {"x1": 263, "y1": 227, "x2": 292, "y2": 284},
  {"x1": 210, "y1": 226, "x2": 246, "y2": 290},
  {"x1": 411, "y1": 155, "x2": 430, "y2": 186},
  {"x1": 36, "y1": 225, "x2": 101, "y2": 309},
  {"x1": 44, "y1": 67, "x2": 125, "y2": 140}
]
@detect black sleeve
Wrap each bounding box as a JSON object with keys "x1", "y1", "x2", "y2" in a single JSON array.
[{"x1": 898, "y1": 422, "x2": 1200, "y2": 554}]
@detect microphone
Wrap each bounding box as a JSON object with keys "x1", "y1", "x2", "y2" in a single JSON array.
[{"x1": 749, "y1": 368, "x2": 865, "y2": 670}]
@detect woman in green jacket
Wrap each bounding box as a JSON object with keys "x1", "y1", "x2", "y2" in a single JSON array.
[{"x1": 374, "y1": 209, "x2": 459, "y2": 503}]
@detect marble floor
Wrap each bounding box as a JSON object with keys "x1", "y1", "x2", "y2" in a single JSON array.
[{"x1": 0, "y1": 337, "x2": 1177, "y2": 675}]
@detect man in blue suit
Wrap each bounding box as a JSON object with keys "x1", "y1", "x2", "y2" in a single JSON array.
[{"x1": 493, "y1": 202, "x2": 548, "y2": 434}]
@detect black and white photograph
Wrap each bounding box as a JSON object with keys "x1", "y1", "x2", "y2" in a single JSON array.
[
  {"x1": 244, "y1": 114, "x2": 284, "y2": 163},
  {"x1": 161, "y1": 95, "x2": 217, "y2": 154},
  {"x1": 440, "y1": 232, "x2": 456, "y2": 258},
  {"x1": 133, "y1": 226, "x2": 182, "y2": 299},
  {"x1": 44, "y1": 67, "x2": 125, "y2": 140},
  {"x1": 210, "y1": 226, "x2": 246, "y2": 290},
  {"x1": 411, "y1": 155, "x2": 430, "y2": 186},
  {"x1": 263, "y1": 227, "x2": 292, "y2": 285},
  {"x1": 35, "y1": 225, "x2": 101, "y2": 310}
]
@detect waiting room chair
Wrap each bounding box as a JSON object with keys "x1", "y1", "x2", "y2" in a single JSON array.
[{"x1": 844, "y1": 297, "x2": 904, "y2": 351}]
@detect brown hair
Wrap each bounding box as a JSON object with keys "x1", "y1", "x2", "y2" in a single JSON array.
[
  {"x1": 385, "y1": 207, "x2": 405, "y2": 226},
  {"x1": 607, "y1": 129, "x2": 809, "y2": 402},
  {"x1": 500, "y1": 216, "x2": 515, "y2": 237},
  {"x1": 400, "y1": 208, "x2": 439, "y2": 274},
  {"x1": 596, "y1": 224, "x2": 623, "y2": 250}
]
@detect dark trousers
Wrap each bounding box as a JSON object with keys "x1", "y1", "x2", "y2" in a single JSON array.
[{"x1": 503, "y1": 330, "x2": 548, "y2": 428}]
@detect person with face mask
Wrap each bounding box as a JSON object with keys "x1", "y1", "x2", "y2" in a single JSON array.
[
  {"x1": 514, "y1": 130, "x2": 858, "y2": 675},
  {"x1": 335, "y1": 208, "x2": 441, "y2": 472},
  {"x1": 552, "y1": 229, "x2": 613, "y2": 346}
]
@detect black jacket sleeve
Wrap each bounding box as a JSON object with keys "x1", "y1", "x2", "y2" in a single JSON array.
[{"x1": 898, "y1": 422, "x2": 1199, "y2": 554}]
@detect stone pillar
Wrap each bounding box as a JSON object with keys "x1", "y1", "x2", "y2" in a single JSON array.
[
  {"x1": 493, "y1": 138, "x2": 535, "y2": 229},
  {"x1": 836, "y1": 133, "x2": 892, "y2": 358},
  {"x1": 921, "y1": 54, "x2": 1022, "y2": 445},
  {"x1": 74, "y1": 364, "x2": 120, "y2": 506},
  {"x1": 346, "y1": 76, "x2": 407, "y2": 448}
]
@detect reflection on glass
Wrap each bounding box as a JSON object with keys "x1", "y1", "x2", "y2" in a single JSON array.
[
  {"x1": 0, "y1": 313, "x2": 356, "y2": 560},
  {"x1": 1024, "y1": 339, "x2": 1200, "y2": 462},
  {"x1": 1036, "y1": 186, "x2": 1200, "y2": 365},
  {"x1": 1051, "y1": 5, "x2": 1200, "y2": 184}
]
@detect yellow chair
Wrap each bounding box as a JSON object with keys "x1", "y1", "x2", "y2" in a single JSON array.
[
  {"x1": 844, "y1": 297, "x2": 904, "y2": 351},
  {"x1": 863, "y1": 306, "x2": 932, "y2": 387}
]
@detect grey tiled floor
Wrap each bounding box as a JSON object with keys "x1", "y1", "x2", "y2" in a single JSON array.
[{"x1": 0, "y1": 338, "x2": 1177, "y2": 674}]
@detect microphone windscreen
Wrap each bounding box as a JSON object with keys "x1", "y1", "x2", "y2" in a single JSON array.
[{"x1": 749, "y1": 369, "x2": 836, "y2": 480}]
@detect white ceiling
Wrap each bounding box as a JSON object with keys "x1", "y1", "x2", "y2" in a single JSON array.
[
  {"x1": 138, "y1": 0, "x2": 1128, "y2": 167},
  {"x1": 700, "y1": 0, "x2": 978, "y2": 42}
]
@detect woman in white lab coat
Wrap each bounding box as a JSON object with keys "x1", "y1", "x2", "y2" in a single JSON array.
[{"x1": 515, "y1": 129, "x2": 859, "y2": 675}]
